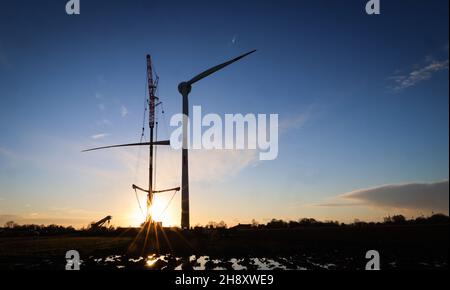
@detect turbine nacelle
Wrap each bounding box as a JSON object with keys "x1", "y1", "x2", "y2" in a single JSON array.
[{"x1": 178, "y1": 82, "x2": 191, "y2": 95}]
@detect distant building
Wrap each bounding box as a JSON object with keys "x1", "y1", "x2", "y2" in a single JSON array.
[{"x1": 230, "y1": 223, "x2": 252, "y2": 230}]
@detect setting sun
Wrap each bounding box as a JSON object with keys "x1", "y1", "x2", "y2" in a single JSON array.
[
  {"x1": 129, "y1": 197, "x2": 175, "y2": 227},
  {"x1": 129, "y1": 206, "x2": 146, "y2": 227}
]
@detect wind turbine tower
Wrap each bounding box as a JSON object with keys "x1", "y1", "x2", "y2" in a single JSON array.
[{"x1": 177, "y1": 50, "x2": 257, "y2": 229}]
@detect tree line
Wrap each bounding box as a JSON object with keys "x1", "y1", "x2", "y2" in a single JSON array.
[
  {"x1": 1, "y1": 213, "x2": 448, "y2": 236},
  {"x1": 198, "y1": 213, "x2": 449, "y2": 229}
]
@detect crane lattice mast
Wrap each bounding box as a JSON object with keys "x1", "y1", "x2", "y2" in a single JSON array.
[{"x1": 146, "y1": 54, "x2": 156, "y2": 220}]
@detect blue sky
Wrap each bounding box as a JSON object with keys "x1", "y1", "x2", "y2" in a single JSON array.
[{"x1": 0, "y1": 0, "x2": 448, "y2": 227}]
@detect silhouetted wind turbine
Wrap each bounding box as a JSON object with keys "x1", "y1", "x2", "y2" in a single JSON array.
[{"x1": 177, "y1": 49, "x2": 257, "y2": 229}]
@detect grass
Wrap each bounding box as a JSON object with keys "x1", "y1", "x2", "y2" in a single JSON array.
[
  {"x1": 0, "y1": 235, "x2": 132, "y2": 269},
  {"x1": 0, "y1": 224, "x2": 448, "y2": 269}
]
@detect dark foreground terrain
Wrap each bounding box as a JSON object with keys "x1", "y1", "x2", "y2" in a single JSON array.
[{"x1": 0, "y1": 224, "x2": 448, "y2": 270}]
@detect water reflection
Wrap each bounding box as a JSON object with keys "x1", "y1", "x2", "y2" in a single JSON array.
[
  {"x1": 87, "y1": 254, "x2": 352, "y2": 270},
  {"x1": 9, "y1": 252, "x2": 449, "y2": 270}
]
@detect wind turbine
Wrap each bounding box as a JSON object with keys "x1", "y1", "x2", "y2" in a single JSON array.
[{"x1": 177, "y1": 49, "x2": 257, "y2": 229}]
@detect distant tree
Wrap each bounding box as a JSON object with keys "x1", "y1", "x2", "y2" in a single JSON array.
[
  {"x1": 193, "y1": 224, "x2": 203, "y2": 231},
  {"x1": 383, "y1": 216, "x2": 392, "y2": 223},
  {"x1": 288, "y1": 221, "x2": 300, "y2": 228},
  {"x1": 251, "y1": 219, "x2": 259, "y2": 228},
  {"x1": 206, "y1": 221, "x2": 227, "y2": 229},
  {"x1": 414, "y1": 215, "x2": 426, "y2": 223},
  {"x1": 324, "y1": 220, "x2": 339, "y2": 227},
  {"x1": 267, "y1": 219, "x2": 287, "y2": 229},
  {"x1": 428, "y1": 213, "x2": 449, "y2": 224},
  {"x1": 207, "y1": 221, "x2": 217, "y2": 229},
  {"x1": 5, "y1": 221, "x2": 18, "y2": 229},
  {"x1": 391, "y1": 215, "x2": 406, "y2": 224},
  {"x1": 216, "y1": 221, "x2": 227, "y2": 229},
  {"x1": 299, "y1": 218, "x2": 318, "y2": 227}
]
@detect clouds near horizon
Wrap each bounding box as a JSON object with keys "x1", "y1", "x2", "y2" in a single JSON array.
[{"x1": 339, "y1": 180, "x2": 449, "y2": 213}]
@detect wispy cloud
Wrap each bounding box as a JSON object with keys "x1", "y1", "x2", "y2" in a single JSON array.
[
  {"x1": 0, "y1": 146, "x2": 17, "y2": 160},
  {"x1": 96, "y1": 75, "x2": 106, "y2": 85},
  {"x1": 96, "y1": 119, "x2": 111, "y2": 126},
  {"x1": 231, "y1": 34, "x2": 237, "y2": 45},
  {"x1": 0, "y1": 146, "x2": 22, "y2": 169},
  {"x1": 389, "y1": 58, "x2": 449, "y2": 91},
  {"x1": 98, "y1": 103, "x2": 106, "y2": 111},
  {"x1": 91, "y1": 133, "x2": 110, "y2": 140},
  {"x1": 280, "y1": 111, "x2": 310, "y2": 131},
  {"x1": 317, "y1": 180, "x2": 449, "y2": 213},
  {"x1": 311, "y1": 201, "x2": 365, "y2": 207},
  {"x1": 279, "y1": 104, "x2": 316, "y2": 132},
  {"x1": 120, "y1": 105, "x2": 128, "y2": 117},
  {"x1": 126, "y1": 148, "x2": 259, "y2": 184},
  {"x1": 228, "y1": 34, "x2": 238, "y2": 47},
  {"x1": 190, "y1": 150, "x2": 258, "y2": 182}
]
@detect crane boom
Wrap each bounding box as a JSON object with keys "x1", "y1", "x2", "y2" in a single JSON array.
[{"x1": 90, "y1": 215, "x2": 112, "y2": 229}]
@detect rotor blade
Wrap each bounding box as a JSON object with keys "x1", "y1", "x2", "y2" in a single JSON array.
[
  {"x1": 82, "y1": 140, "x2": 170, "y2": 152},
  {"x1": 187, "y1": 49, "x2": 257, "y2": 85}
]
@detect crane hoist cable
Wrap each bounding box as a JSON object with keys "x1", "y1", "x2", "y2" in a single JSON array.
[
  {"x1": 158, "y1": 188, "x2": 179, "y2": 220},
  {"x1": 153, "y1": 117, "x2": 158, "y2": 190},
  {"x1": 132, "y1": 74, "x2": 150, "y2": 219},
  {"x1": 134, "y1": 187, "x2": 146, "y2": 219},
  {"x1": 134, "y1": 74, "x2": 149, "y2": 175}
]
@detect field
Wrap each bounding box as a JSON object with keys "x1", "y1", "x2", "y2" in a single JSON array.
[{"x1": 0, "y1": 224, "x2": 448, "y2": 270}]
